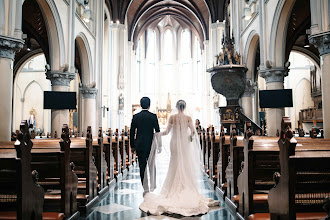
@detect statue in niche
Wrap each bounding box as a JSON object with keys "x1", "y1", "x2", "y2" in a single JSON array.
[
  {"x1": 118, "y1": 57, "x2": 124, "y2": 90},
  {"x1": 213, "y1": 94, "x2": 219, "y2": 108},
  {"x1": 119, "y1": 93, "x2": 124, "y2": 110},
  {"x1": 28, "y1": 108, "x2": 37, "y2": 130}
]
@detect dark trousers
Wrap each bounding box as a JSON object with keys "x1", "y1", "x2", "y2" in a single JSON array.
[
  {"x1": 136, "y1": 149, "x2": 156, "y2": 191},
  {"x1": 136, "y1": 149, "x2": 149, "y2": 185}
]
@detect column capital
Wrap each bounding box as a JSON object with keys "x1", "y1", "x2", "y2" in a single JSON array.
[
  {"x1": 309, "y1": 31, "x2": 330, "y2": 56},
  {"x1": 210, "y1": 22, "x2": 225, "y2": 29},
  {"x1": 0, "y1": 35, "x2": 24, "y2": 60},
  {"x1": 109, "y1": 23, "x2": 126, "y2": 30},
  {"x1": 45, "y1": 70, "x2": 75, "y2": 87},
  {"x1": 242, "y1": 79, "x2": 257, "y2": 97},
  {"x1": 80, "y1": 86, "x2": 98, "y2": 99},
  {"x1": 259, "y1": 66, "x2": 289, "y2": 83}
]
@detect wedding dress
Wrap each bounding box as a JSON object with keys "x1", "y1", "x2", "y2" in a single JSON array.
[{"x1": 139, "y1": 104, "x2": 219, "y2": 216}]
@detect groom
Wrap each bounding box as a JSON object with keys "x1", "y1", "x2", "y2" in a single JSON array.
[{"x1": 130, "y1": 97, "x2": 160, "y2": 194}]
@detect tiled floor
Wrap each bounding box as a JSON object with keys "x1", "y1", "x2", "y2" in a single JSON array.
[{"x1": 80, "y1": 167, "x2": 236, "y2": 220}]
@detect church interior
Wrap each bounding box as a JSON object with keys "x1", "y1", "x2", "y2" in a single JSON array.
[{"x1": 0, "y1": 0, "x2": 330, "y2": 219}]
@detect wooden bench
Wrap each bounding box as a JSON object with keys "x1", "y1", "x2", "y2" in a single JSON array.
[
  {"x1": 265, "y1": 117, "x2": 330, "y2": 220},
  {"x1": 112, "y1": 130, "x2": 122, "y2": 179},
  {"x1": 208, "y1": 127, "x2": 219, "y2": 188},
  {"x1": 28, "y1": 126, "x2": 98, "y2": 214},
  {"x1": 119, "y1": 134, "x2": 128, "y2": 177},
  {"x1": 237, "y1": 118, "x2": 330, "y2": 219},
  {"x1": 103, "y1": 129, "x2": 116, "y2": 187},
  {"x1": 225, "y1": 124, "x2": 244, "y2": 210},
  {"x1": 92, "y1": 127, "x2": 108, "y2": 196},
  {"x1": 31, "y1": 125, "x2": 79, "y2": 219},
  {"x1": 0, "y1": 121, "x2": 72, "y2": 220},
  {"x1": 216, "y1": 126, "x2": 230, "y2": 199}
]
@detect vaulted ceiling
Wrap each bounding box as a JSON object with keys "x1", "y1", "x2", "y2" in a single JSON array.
[
  {"x1": 106, "y1": 0, "x2": 227, "y2": 49},
  {"x1": 285, "y1": 0, "x2": 319, "y2": 65},
  {"x1": 15, "y1": 0, "x2": 49, "y2": 71}
]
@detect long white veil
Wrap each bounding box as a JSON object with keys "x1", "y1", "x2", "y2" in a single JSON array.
[{"x1": 141, "y1": 100, "x2": 216, "y2": 216}]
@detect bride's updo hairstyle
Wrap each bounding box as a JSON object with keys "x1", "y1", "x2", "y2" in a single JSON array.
[{"x1": 176, "y1": 100, "x2": 186, "y2": 112}]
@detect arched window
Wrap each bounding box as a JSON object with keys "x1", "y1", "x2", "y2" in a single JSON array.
[
  {"x1": 163, "y1": 29, "x2": 174, "y2": 92},
  {"x1": 146, "y1": 30, "x2": 156, "y2": 92},
  {"x1": 195, "y1": 36, "x2": 201, "y2": 90},
  {"x1": 181, "y1": 30, "x2": 190, "y2": 62},
  {"x1": 164, "y1": 29, "x2": 173, "y2": 65},
  {"x1": 137, "y1": 39, "x2": 142, "y2": 92}
]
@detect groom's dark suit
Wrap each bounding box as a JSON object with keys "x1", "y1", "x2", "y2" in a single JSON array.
[{"x1": 130, "y1": 110, "x2": 160, "y2": 185}]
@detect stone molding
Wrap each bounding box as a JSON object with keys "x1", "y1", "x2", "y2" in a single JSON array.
[
  {"x1": 0, "y1": 35, "x2": 24, "y2": 60},
  {"x1": 210, "y1": 22, "x2": 225, "y2": 29},
  {"x1": 259, "y1": 67, "x2": 289, "y2": 83},
  {"x1": 242, "y1": 83, "x2": 256, "y2": 97},
  {"x1": 45, "y1": 70, "x2": 75, "y2": 86},
  {"x1": 80, "y1": 87, "x2": 98, "y2": 99},
  {"x1": 109, "y1": 23, "x2": 126, "y2": 30},
  {"x1": 309, "y1": 31, "x2": 330, "y2": 56}
]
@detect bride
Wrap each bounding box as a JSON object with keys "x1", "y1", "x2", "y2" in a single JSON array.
[{"x1": 139, "y1": 100, "x2": 219, "y2": 216}]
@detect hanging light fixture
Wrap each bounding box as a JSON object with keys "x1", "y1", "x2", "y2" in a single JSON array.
[
  {"x1": 26, "y1": 38, "x2": 31, "y2": 51},
  {"x1": 82, "y1": 0, "x2": 91, "y2": 23},
  {"x1": 304, "y1": 35, "x2": 310, "y2": 48},
  {"x1": 244, "y1": 7, "x2": 251, "y2": 20}
]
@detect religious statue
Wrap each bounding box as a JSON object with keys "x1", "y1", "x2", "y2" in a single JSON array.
[
  {"x1": 119, "y1": 93, "x2": 124, "y2": 110},
  {"x1": 213, "y1": 94, "x2": 219, "y2": 108},
  {"x1": 28, "y1": 108, "x2": 37, "y2": 130}
]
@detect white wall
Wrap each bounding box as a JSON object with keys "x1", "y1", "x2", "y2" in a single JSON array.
[
  {"x1": 13, "y1": 54, "x2": 51, "y2": 133},
  {"x1": 285, "y1": 52, "x2": 315, "y2": 130}
]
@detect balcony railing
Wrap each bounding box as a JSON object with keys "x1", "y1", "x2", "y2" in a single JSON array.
[{"x1": 299, "y1": 107, "x2": 323, "y2": 123}]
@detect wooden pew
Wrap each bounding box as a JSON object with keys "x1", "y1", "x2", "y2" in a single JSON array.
[
  {"x1": 251, "y1": 118, "x2": 330, "y2": 220},
  {"x1": 216, "y1": 126, "x2": 229, "y2": 199},
  {"x1": 31, "y1": 125, "x2": 79, "y2": 219},
  {"x1": 93, "y1": 127, "x2": 108, "y2": 196},
  {"x1": 0, "y1": 121, "x2": 78, "y2": 219},
  {"x1": 69, "y1": 127, "x2": 98, "y2": 213},
  {"x1": 204, "y1": 128, "x2": 211, "y2": 175},
  {"x1": 119, "y1": 133, "x2": 128, "y2": 177},
  {"x1": 201, "y1": 129, "x2": 206, "y2": 171},
  {"x1": 237, "y1": 118, "x2": 330, "y2": 219},
  {"x1": 0, "y1": 121, "x2": 59, "y2": 220},
  {"x1": 124, "y1": 133, "x2": 133, "y2": 170},
  {"x1": 209, "y1": 127, "x2": 219, "y2": 188},
  {"x1": 30, "y1": 126, "x2": 98, "y2": 214},
  {"x1": 225, "y1": 124, "x2": 244, "y2": 210},
  {"x1": 236, "y1": 123, "x2": 280, "y2": 219},
  {"x1": 112, "y1": 130, "x2": 122, "y2": 180},
  {"x1": 103, "y1": 129, "x2": 116, "y2": 188}
]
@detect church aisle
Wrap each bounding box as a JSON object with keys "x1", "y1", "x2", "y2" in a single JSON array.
[{"x1": 80, "y1": 166, "x2": 236, "y2": 220}]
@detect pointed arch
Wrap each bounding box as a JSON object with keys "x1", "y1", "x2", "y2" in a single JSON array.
[
  {"x1": 36, "y1": 0, "x2": 66, "y2": 69},
  {"x1": 269, "y1": 0, "x2": 296, "y2": 66},
  {"x1": 75, "y1": 33, "x2": 93, "y2": 84},
  {"x1": 244, "y1": 31, "x2": 260, "y2": 79}
]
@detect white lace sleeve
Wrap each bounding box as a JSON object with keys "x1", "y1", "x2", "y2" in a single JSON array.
[
  {"x1": 160, "y1": 123, "x2": 173, "y2": 136},
  {"x1": 160, "y1": 116, "x2": 173, "y2": 136},
  {"x1": 188, "y1": 117, "x2": 195, "y2": 136}
]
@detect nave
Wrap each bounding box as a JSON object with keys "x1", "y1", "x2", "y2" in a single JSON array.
[{"x1": 82, "y1": 166, "x2": 233, "y2": 220}]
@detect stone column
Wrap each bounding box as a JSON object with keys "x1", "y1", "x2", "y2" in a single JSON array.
[
  {"x1": 309, "y1": 33, "x2": 330, "y2": 138},
  {"x1": 259, "y1": 67, "x2": 288, "y2": 136},
  {"x1": 241, "y1": 84, "x2": 256, "y2": 119},
  {"x1": 0, "y1": 36, "x2": 24, "y2": 141},
  {"x1": 80, "y1": 86, "x2": 98, "y2": 136},
  {"x1": 109, "y1": 23, "x2": 125, "y2": 130},
  {"x1": 46, "y1": 70, "x2": 75, "y2": 138}
]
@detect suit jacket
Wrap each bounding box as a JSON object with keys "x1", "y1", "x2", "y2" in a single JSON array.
[{"x1": 130, "y1": 110, "x2": 160, "y2": 152}]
